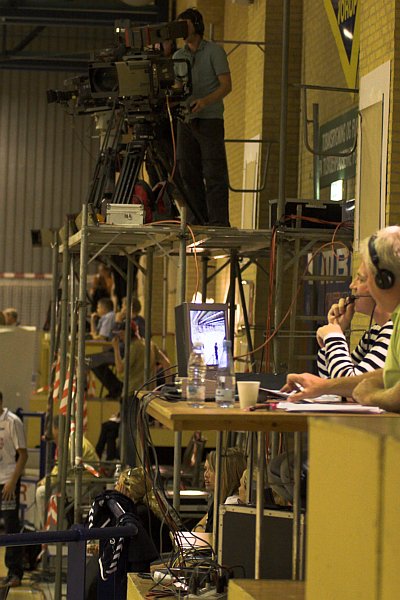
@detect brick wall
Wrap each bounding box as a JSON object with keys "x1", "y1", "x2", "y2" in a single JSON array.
[{"x1": 298, "y1": 1, "x2": 357, "y2": 201}]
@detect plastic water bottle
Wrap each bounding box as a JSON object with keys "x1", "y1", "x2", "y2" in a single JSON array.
[
  {"x1": 114, "y1": 463, "x2": 122, "y2": 484},
  {"x1": 215, "y1": 340, "x2": 236, "y2": 408},
  {"x1": 187, "y1": 342, "x2": 207, "y2": 408}
]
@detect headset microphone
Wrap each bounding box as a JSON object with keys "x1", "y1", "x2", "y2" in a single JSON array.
[
  {"x1": 368, "y1": 234, "x2": 395, "y2": 289},
  {"x1": 344, "y1": 294, "x2": 373, "y2": 306}
]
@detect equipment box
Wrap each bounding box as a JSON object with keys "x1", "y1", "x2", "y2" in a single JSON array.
[
  {"x1": 106, "y1": 203, "x2": 144, "y2": 226},
  {"x1": 218, "y1": 504, "x2": 305, "y2": 579}
]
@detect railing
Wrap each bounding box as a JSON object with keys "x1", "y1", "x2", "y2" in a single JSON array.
[{"x1": 0, "y1": 524, "x2": 136, "y2": 600}]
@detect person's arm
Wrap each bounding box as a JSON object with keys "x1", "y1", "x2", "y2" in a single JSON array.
[
  {"x1": 193, "y1": 513, "x2": 207, "y2": 532},
  {"x1": 156, "y1": 347, "x2": 172, "y2": 383},
  {"x1": 353, "y1": 378, "x2": 400, "y2": 412},
  {"x1": 190, "y1": 72, "x2": 232, "y2": 114},
  {"x1": 112, "y1": 336, "x2": 124, "y2": 374},
  {"x1": 2, "y1": 447, "x2": 28, "y2": 501},
  {"x1": 282, "y1": 369, "x2": 384, "y2": 399},
  {"x1": 90, "y1": 313, "x2": 106, "y2": 340},
  {"x1": 318, "y1": 322, "x2": 392, "y2": 379}
]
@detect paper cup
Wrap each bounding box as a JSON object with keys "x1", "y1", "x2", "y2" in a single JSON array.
[{"x1": 237, "y1": 381, "x2": 260, "y2": 409}]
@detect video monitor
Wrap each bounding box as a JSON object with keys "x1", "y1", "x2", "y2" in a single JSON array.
[{"x1": 175, "y1": 302, "x2": 229, "y2": 377}]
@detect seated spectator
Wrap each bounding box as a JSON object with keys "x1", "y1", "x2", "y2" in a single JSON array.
[
  {"x1": 115, "y1": 466, "x2": 165, "y2": 523},
  {"x1": 3, "y1": 307, "x2": 18, "y2": 326},
  {"x1": 95, "y1": 413, "x2": 120, "y2": 460},
  {"x1": 113, "y1": 296, "x2": 145, "y2": 341},
  {"x1": 90, "y1": 297, "x2": 115, "y2": 341},
  {"x1": 89, "y1": 263, "x2": 113, "y2": 313},
  {"x1": 193, "y1": 448, "x2": 247, "y2": 533},
  {"x1": 89, "y1": 297, "x2": 147, "y2": 399},
  {"x1": 92, "y1": 321, "x2": 171, "y2": 399},
  {"x1": 35, "y1": 415, "x2": 99, "y2": 530},
  {"x1": 85, "y1": 472, "x2": 159, "y2": 600}
]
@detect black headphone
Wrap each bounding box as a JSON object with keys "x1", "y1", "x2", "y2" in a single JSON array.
[
  {"x1": 368, "y1": 234, "x2": 395, "y2": 289},
  {"x1": 180, "y1": 8, "x2": 205, "y2": 35}
]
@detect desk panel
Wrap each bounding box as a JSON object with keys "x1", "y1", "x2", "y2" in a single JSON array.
[
  {"x1": 147, "y1": 399, "x2": 309, "y2": 432},
  {"x1": 146, "y1": 398, "x2": 396, "y2": 433}
]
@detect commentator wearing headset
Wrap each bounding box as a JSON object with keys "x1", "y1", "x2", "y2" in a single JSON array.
[
  {"x1": 316, "y1": 260, "x2": 392, "y2": 379},
  {"x1": 283, "y1": 225, "x2": 400, "y2": 412},
  {"x1": 268, "y1": 255, "x2": 393, "y2": 504}
]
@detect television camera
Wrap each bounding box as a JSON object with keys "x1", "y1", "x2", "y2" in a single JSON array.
[
  {"x1": 47, "y1": 18, "x2": 205, "y2": 225},
  {"x1": 47, "y1": 19, "x2": 191, "y2": 119}
]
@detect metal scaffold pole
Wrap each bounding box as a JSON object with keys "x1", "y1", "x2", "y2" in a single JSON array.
[
  {"x1": 173, "y1": 205, "x2": 188, "y2": 512},
  {"x1": 273, "y1": 0, "x2": 291, "y2": 371},
  {"x1": 75, "y1": 204, "x2": 89, "y2": 523},
  {"x1": 121, "y1": 258, "x2": 133, "y2": 466},
  {"x1": 144, "y1": 247, "x2": 154, "y2": 385},
  {"x1": 54, "y1": 220, "x2": 70, "y2": 599}
]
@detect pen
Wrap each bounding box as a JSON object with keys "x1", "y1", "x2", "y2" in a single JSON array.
[
  {"x1": 288, "y1": 382, "x2": 304, "y2": 396},
  {"x1": 245, "y1": 402, "x2": 278, "y2": 411}
]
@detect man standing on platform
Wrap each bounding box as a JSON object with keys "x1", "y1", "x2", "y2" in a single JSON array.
[
  {"x1": 174, "y1": 8, "x2": 232, "y2": 227},
  {"x1": 283, "y1": 226, "x2": 400, "y2": 412}
]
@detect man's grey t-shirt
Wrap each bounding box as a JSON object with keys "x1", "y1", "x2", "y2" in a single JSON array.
[{"x1": 174, "y1": 39, "x2": 230, "y2": 120}]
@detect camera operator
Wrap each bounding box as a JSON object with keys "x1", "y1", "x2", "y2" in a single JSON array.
[{"x1": 174, "y1": 8, "x2": 232, "y2": 227}]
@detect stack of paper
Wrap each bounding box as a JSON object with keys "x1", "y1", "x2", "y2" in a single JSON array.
[{"x1": 276, "y1": 401, "x2": 384, "y2": 413}]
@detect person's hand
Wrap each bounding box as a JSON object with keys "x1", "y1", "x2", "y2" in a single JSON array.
[
  {"x1": 111, "y1": 336, "x2": 119, "y2": 349},
  {"x1": 91, "y1": 312, "x2": 98, "y2": 320},
  {"x1": 327, "y1": 297, "x2": 355, "y2": 330},
  {"x1": 190, "y1": 98, "x2": 207, "y2": 113},
  {"x1": 281, "y1": 373, "x2": 328, "y2": 400},
  {"x1": 2, "y1": 480, "x2": 16, "y2": 501},
  {"x1": 316, "y1": 323, "x2": 343, "y2": 348}
]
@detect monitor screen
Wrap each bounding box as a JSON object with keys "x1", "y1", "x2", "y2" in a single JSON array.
[
  {"x1": 175, "y1": 302, "x2": 229, "y2": 377},
  {"x1": 189, "y1": 307, "x2": 227, "y2": 367}
]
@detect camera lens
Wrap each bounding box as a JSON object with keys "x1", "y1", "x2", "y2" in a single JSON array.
[{"x1": 90, "y1": 65, "x2": 118, "y2": 95}]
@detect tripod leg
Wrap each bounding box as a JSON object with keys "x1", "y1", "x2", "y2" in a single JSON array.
[
  {"x1": 146, "y1": 141, "x2": 206, "y2": 225},
  {"x1": 113, "y1": 142, "x2": 146, "y2": 204}
]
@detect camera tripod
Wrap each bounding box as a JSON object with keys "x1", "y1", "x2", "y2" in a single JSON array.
[{"x1": 86, "y1": 106, "x2": 205, "y2": 225}]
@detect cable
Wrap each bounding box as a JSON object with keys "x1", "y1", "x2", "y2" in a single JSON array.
[
  {"x1": 142, "y1": 219, "x2": 200, "y2": 298},
  {"x1": 234, "y1": 222, "x2": 353, "y2": 366}
]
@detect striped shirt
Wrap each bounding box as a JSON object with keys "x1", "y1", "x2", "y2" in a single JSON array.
[{"x1": 317, "y1": 320, "x2": 393, "y2": 379}]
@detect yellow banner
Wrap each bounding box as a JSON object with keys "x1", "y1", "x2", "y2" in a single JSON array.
[{"x1": 324, "y1": 0, "x2": 360, "y2": 89}]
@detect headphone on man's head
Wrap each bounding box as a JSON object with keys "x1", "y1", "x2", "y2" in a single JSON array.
[
  {"x1": 368, "y1": 234, "x2": 395, "y2": 289},
  {"x1": 180, "y1": 7, "x2": 205, "y2": 35}
]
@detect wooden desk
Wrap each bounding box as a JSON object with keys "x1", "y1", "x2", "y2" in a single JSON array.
[
  {"x1": 147, "y1": 398, "x2": 398, "y2": 580},
  {"x1": 146, "y1": 400, "x2": 310, "y2": 433},
  {"x1": 127, "y1": 573, "x2": 175, "y2": 600}
]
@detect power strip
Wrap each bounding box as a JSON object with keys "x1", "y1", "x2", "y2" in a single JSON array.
[
  {"x1": 152, "y1": 570, "x2": 174, "y2": 584},
  {"x1": 185, "y1": 592, "x2": 227, "y2": 599}
]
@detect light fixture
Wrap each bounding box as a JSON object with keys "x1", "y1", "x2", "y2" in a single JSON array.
[
  {"x1": 343, "y1": 28, "x2": 353, "y2": 40},
  {"x1": 330, "y1": 179, "x2": 344, "y2": 201}
]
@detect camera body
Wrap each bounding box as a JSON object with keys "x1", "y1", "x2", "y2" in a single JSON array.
[{"x1": 47, "y1": 19, "x2": 191, "y2": 117}]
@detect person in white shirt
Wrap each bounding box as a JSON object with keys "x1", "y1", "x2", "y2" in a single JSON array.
[{"x1": 0, "y1": 392, "x2": 28, "y2": 589}]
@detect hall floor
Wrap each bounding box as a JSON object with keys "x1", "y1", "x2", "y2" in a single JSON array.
[{"x1": 0, "y1": 546, "x2": 64, "y2": 599}]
